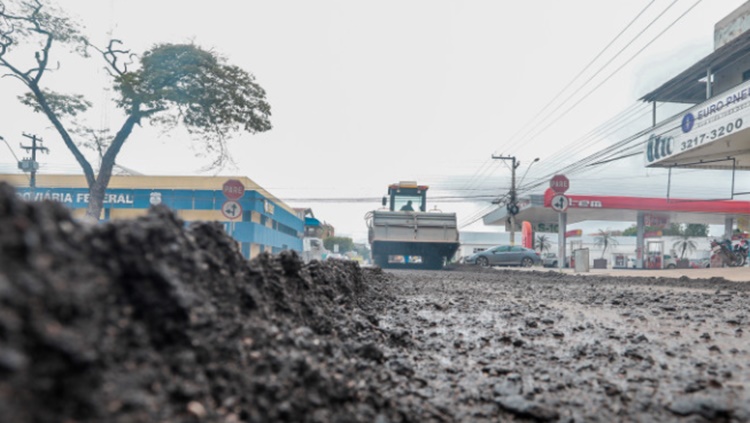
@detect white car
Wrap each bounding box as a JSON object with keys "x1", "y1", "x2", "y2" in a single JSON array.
[{"x1": 542, "y1": 253, "x2": 559, "y2": 268}]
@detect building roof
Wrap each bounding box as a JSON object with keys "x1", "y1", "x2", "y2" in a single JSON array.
[
  {"x1": 0, "y1": 174, "x2": 298, "y2": 214},
  {"x1": 640, "y1": 30, "x2": 750, "y2": 104}
]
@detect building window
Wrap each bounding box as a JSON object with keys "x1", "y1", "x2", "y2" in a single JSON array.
[
  {"x1": 276, "y1": 222, "x2": 298, "y2": 237},
  {"x1": 743, "y1": 69, "x2": 750, "y2": 81}
]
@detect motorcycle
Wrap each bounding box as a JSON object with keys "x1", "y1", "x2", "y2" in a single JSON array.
[
  {"x1": 733, "y1": 239, "x2": 749, "y2": 265},
  {"x1": 710, "y1": 239, "x2": 745, "y2": 267}
]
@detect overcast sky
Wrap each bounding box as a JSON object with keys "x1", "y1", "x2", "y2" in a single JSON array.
[{"x1": 2, "y1": 0, "x2": 749, "y2": 242}]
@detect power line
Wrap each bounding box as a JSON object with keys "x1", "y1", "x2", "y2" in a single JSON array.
[
  {"x1": 512, "y1": 0, "x2": 704, "y2": 158},
  {"x1": 496, "y1": 0, "x2": 661, "y2": 156},
  {"x1": 463, "y1": 0, "x2": 693, "y2": 209}
]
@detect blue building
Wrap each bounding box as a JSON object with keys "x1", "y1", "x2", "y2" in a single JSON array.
[{"x1": 1, "y1": 174, "x2": 303, "y2": 259}]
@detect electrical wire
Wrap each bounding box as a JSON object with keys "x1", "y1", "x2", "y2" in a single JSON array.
[
  {"x1": 465, "y1": 0, "x2": 699, "y2": 211},
  {"x1": 512, "y1": 0, "x2": 705, "y2": 160},
  {"x1": 495, "y1": 0, "x2": 661, "y2": 156}
]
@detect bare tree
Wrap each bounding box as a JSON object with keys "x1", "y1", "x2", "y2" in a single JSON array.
[{"x1": 0, "y1": 0, "x2": 272, "y2": 218}]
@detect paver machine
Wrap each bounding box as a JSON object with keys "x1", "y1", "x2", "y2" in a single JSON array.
[{"x1": 366, "y1": 181, "x2": 459, "y2": 269}]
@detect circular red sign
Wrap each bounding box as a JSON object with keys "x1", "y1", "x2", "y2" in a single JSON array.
[
  {"x1": 223, "y1": 179, "x2": 245, "y2": 200},
  {"x1": 550, "y1": 175, "x2": 569, "y2": 194}
]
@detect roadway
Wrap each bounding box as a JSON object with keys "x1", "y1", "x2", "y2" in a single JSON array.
[{"x1": 529, "y1": 265, "x2": 750, "y2": 282}]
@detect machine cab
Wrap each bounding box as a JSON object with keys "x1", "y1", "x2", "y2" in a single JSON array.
[{"x1": 384, "y1": 181, "x2": 428, "y2": 212}]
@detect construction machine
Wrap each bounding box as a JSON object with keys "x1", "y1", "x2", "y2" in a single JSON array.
[{"x1": 365, "y1": 181, "x2": 459, "y2": 269}]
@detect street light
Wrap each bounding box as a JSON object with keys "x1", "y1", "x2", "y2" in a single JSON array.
[
  {"x1": 1, "y1": 135, "x2": 21, "y2": 162},
  {"x1": 518, "y1": 157, "x2": 540, "y2": 189}
]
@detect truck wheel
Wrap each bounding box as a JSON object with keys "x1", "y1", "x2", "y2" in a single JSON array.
[
  {"x1": 476, "y1": 256, "x2": 489, "y2": 267},
  {"x1": 521, "y1": 257, "x2": 533, "y2": 267}
]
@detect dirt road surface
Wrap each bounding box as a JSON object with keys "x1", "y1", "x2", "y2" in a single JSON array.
[
  {"x1": 1, "y1": 182, "x2": 749, "y2": 422},
  {"x1": 375, "y1": 266, "x2": 750, "y2": 421}
]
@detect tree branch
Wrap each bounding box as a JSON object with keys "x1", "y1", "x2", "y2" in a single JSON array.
[
  {"x1": 89, "y1": 39, "x2": 135, "y2": 77},
  {"x1": 28, "y1": 84, "x2": 96, "y2": 186}
]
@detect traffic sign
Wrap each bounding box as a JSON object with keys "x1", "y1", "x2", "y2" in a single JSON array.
[
  {"x1": 550, "y1": 194, "x2": 569, "y2": 212},
  {"x1": 222, "y1": 200, "x2": 243, "y2": 220},
  {"x1": 223, "y1": 179, "x2": 245, "y2": 200},
  {"x1": 550, "y1": 175, "x2": 570, "y2": 194}
]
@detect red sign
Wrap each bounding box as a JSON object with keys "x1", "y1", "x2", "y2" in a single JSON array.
[
  {"x1": 644, "y1": 213, "x2": 669, "y2": 228},
  {"x1": 223, "y1": 179, "x2": 245, "y2": 200},
  {"x1": 565, "y1": 229, "x2": 582, "y2": 237},
  {"x1": 550, "y1": 175, "x2": 569, "y2": 193}
]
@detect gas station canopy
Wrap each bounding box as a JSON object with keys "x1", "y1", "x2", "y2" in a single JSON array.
[{"x1": 483, "y1": 189, "x2": 750, "y2": 228}]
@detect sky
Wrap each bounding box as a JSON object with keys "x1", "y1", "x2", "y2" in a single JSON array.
[{"x1": 2, "y1": 0, "x2": 750, "y2": 242}]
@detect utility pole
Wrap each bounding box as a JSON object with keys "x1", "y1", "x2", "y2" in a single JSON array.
[
  {"x1": 492, "y1": 154, "x2": 519, "y2": 245},
  {"x1": 19, "y1": 133, "x2": 49, "y2": 189}
]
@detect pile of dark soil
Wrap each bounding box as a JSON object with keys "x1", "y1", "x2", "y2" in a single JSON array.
[{"x1": 0, "y1": 183, "x2": 437, "y2": 423}]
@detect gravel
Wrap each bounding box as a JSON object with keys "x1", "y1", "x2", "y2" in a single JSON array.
[{"x1": 1, "y1": 181, "x2": 749, "y2": 422}]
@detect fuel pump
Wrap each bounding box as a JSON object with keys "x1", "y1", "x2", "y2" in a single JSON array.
[{"x1": 646, "y1": 240, "x2": 664, "y2": 269}]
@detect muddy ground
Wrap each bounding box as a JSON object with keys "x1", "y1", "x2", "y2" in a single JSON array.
[{"x1": 1, "y1": 181, "x2": 749, "y2": 422}]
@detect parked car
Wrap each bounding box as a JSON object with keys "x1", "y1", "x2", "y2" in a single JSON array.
[
  {"x1": 542, "y1": 253, "x2": 559, "y2": 268},
  {"x1": 689, "y1": 257, "x2": 711, "y2": 268},
  {"x1": 465, "y1": 245, "x2": 541, "y2": 267}
]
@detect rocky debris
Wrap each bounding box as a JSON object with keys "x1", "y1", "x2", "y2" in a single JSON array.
[
  {"x1": 0, "y1": 183, "x2": 440, "y2": 423},
  {"x1": 378, "y1": 267, "x2": 750, "y2": 422},
  {"x1": 2, "y1": 181, "x2": 750, "y2": 422}
]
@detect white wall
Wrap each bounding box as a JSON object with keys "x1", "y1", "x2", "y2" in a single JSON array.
[{"x1": 459, "y1": 232, "x2": 715, "y2": 265}]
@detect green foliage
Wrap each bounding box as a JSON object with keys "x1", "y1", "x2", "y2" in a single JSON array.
[
  {"x1": 621, "y1": 224, "x2": 675, "y2": 236},
  {"x1": 593, "y1": 229, "x2": 618, "y2": 258},
  {"x1": 19, "y1": 90, "x2": 91, "y2": 116},
  {"x1": 1, "y1": 1, "x2": 272, "y2": 218},
  {"x1": 662, "y1": 223, "x2": 682, "y2": 236},
  {"x1": 684, "y1": 224, "x2": 709, "y2": 237},
  {"x1": 117, "y1": 44, "x2": 272, "y2": 136},
  {"x1": 621, "y1": 223, "x2": 709, "y2": 238},
  {"x1": 621, "y1": 225, "x2": 640, "y2": 236},
  {"x1": 535, "y1": 234, "x2": 551, "y2": 253},
  {"x1": 1, "y1": 0, "x2": 88, "y2": 52},
  {"x1": 324, "y1": 236, "x2": 354, "y2": 253}
]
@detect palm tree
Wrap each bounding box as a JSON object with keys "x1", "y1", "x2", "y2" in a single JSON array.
[
  {"x1": 593, "y1": 229, "x2": 619, "y2": 259},
  {"x1": 535, "y1": 234, "x2": 551, "y2": 253},
  {"x1": 672, "y1": 235, "x2": 697, "y2": 259}
]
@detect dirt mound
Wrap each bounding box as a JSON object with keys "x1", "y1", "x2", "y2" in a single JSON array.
[{"x1": 0, "y1": 183, "x2": 436, "y2": 423}]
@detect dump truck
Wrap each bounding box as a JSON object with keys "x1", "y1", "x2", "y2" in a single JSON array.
[{"x1": 365, "y1": 181, "x2": 459, "y2": 270}]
